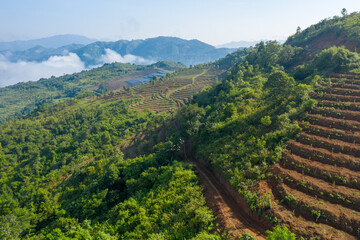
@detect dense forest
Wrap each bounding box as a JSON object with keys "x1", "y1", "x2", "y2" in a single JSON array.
[
  {"x1": 1, "y1": 11, "x2": 360, "y2": 240},
  {"x1": 0, "y1": 97, "x2": 221, "y2": 239}
]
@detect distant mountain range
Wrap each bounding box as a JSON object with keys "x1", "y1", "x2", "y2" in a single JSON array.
[
  {"x1": 0, "y1": 34, "x2": 97, "y2": 51},
  {"x1": 0, "y1": 36, "x2": 235, "y2": 66},
  {"x1": 217, "y1": 40, "x2": 261, "y2": 49}
]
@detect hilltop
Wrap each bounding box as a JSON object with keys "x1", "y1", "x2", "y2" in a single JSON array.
[{"x1": 286, "y1": 11, "x2": 360, "y2": 54}]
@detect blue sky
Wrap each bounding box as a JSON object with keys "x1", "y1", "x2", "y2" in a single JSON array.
[{"x1": 1, "y1": 0, "x2": 360, "y2": 45}]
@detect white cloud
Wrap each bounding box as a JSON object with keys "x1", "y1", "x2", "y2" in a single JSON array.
[
  {"x1": 0, "y1": 53, "x2": 85, "y2": 88},
  {"x1": 0, "y1": 50, "x2": 155, "y2": 88},
  {"x1": 100, "y1": 48, "x2": 154, "y2": 65}
]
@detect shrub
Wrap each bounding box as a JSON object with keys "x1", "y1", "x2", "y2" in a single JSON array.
[
  {"x1": 240, "y1": 232, "x2": 256, "y2": 240},
  {"x1": 266, "y1": 225, "x2": 296, "y2": 240},
  {"x1": 261, "y1": 116, "x2": 272, "y2": 126}
]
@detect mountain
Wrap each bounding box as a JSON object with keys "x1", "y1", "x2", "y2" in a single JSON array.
[
  {"x1": 217, "y1": 40, "x2": 262, "y2": 48},
  {"x1": 2, "y1": 36, "x2": 235, "y2": 67},
  {"x1": 75, "y1": 36, "x2": 234, "y2": 66},
  {"x1": 0, "y1": 34, "x2": 97, "y2": 51},
  {"x1": 3, "y1": 44, "x2": 85, "y2": 62}
]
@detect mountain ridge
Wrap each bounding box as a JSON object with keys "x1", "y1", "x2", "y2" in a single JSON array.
[
  {"x1": 0, "y1": 34, "x2": 97, "y2": 51},
  {"x1": 1, "y1": 36, "x2": 235, "y2": 67}
]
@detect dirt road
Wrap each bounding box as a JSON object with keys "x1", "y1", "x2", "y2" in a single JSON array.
[{"x1": 183, "y1": 142, "x2": 268, "y2": 239}]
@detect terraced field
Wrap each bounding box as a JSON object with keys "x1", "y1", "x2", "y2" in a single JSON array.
[
  {"x1": 105, "y1": 66, "x2": 223, "y2": 112},
  {"x1": 260, "y1": 73, "x2": 360, "y2": 239}
]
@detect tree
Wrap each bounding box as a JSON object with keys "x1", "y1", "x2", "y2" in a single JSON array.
[
  {"x1": 178, "y1": 104, "x2": 206, "y2": 137},
  {"x1": 264, "y1": 71, "x2": 295, "y2": 99},
  {"x1": 296, "y1": 26, "x2": 301, "y2": 34},
  {"x1": 0, "y1": 215, "x2": 23, "y2": 240},
  {"x1": 312, "y1": 46, "x2": 360, "y2": 73},
  {"x1": 260, "y1": 116, "x2": 272, "y2": 126},
  {"x1": 341, "y1": 8, "x2": 348, "y2": 16}
]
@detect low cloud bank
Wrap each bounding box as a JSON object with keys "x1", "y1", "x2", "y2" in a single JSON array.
[
  {"x1": 0, "y1": 53, "x2": 85, "y2": 88},
  {"x1": 100, "y1": 48, "x2": 155, "y2": 65},
  {"x1": 0, "y1": 49, "x2": 155, "y2": 88}
]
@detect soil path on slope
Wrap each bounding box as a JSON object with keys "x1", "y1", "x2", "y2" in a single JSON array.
[{"x1": 182, "y1": 142, "x2": 268, "y2": 240}]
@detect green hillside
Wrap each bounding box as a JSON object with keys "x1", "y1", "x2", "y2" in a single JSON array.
[
  {"x1": 0, "y1": 61, "x2": 183, "y2": 123},
  {"x1": 2, "y1": 11, "x2": 360, "y2": 240},
  {"x1": 175, "y1": 13, "x2": 360, "y2": 239},
  {"x1": 0, "y1": 96, "x2": 218, "y2": 239}
]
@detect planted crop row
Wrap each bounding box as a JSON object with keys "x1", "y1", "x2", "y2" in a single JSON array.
[
  {"x1": 274, "y1": 165, "x2": 360, "y2": 212},
  {"x1": 331, "y1": 83, "x2": 360, "y2": 90},
  {"x1": 320, "y1": 88, "x2": 360, "y2": 97},
  {"x1": 282, "y1": 152, "x2": 360, "y2": 190},
  {"x1": 312, "y1": 92, "x2": 360, "y2": 102},
  {"x1": 286, "y1": 140, "x2": 360, "y2": 171},
  {"x1": 331, "y1": 80, "x2": 360, "y2": 87},
  {"x1": 296, "y1": 132, "x2": 360, "y2": 157},
  {"x1": 272, "y1": 180, "x2": 360, "y2": 237},
  {"x1": 311, "y1": 107, "x2": 360, "y2": 122},
  {"x1": 302, "y1": 113, "x2": 360, "y2": 132},
  {"x1": 317, "y1": 100, "x2": 360, "y2": 111},
  {"x1": 300, "y1": 122, "x2": 360, "y2": 144},
  {"x1": 332, "y1": 73, "x2": 360, "y2": 79}
]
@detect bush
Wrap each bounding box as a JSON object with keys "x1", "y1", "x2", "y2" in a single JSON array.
[
  {"x1": 312, "y1": 46, "x2": 360, "y2": 73},
  {"x1": 240, "y1": 232, "x2": 255, "y2": 240},
  {"x1": 266, "y1": 225, "x2": 296, "y2": 240},
  {"x1": 261, "y1": 116, "x2": 272, "y2": 126}
]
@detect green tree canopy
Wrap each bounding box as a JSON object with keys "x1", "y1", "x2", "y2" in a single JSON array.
[{"x1": 264, "y1": 71, "x2": 295, "y2": 99}]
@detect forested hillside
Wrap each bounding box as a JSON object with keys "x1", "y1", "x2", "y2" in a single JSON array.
[
  {"x1": 1, "y1": 11, "x2": 360, "y2": 240},
  {"x1": 175, "y1": 12, "x2": 360, "y2": 239},
  {"x1": 0, "y1": 96, "x2": 220, "y2": 239}
]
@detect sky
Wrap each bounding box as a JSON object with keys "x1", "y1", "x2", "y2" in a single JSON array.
[{"x1": 0, "y1": 0, "x2": 360, "y2": 46}]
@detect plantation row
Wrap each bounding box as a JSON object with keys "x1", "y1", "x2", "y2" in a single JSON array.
[{"x1": 264, "y1": 73, "x2": 360, "y2": 239}]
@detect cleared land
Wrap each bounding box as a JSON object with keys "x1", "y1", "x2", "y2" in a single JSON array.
[{"x1": 256, "y1": 73, "x2": 360, "y2": 239}]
